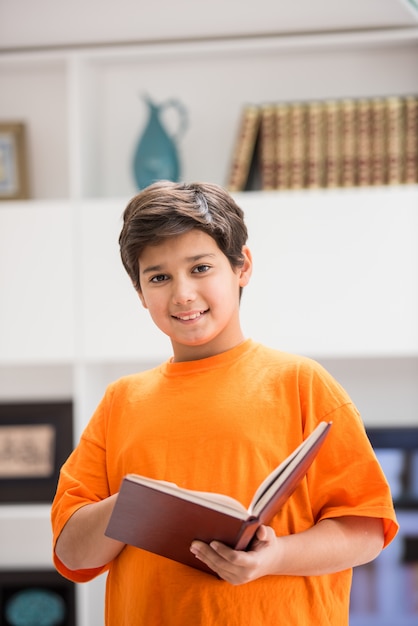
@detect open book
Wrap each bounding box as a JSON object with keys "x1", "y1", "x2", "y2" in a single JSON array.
[{"x1": 105, "y1": 421, "x2": 332, "y2": 575}]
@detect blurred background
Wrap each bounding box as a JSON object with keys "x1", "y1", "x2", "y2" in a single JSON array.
[{"x1": 0, "y1": 1, "x2": 417, "y2": 624}]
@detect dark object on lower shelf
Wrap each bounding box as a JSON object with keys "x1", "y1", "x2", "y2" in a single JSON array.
[{"x1": 0, "y1": 569, "x2": 75, "y2": 626}]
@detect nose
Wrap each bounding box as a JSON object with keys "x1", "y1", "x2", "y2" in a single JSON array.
[{"x1": 171, "y1": 277, "x2": 196, "y2": 305}]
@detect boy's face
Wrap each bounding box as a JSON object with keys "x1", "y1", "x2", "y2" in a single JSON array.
[{"x1": 137, "y1": 229, "x2": 252, "y2": 362}]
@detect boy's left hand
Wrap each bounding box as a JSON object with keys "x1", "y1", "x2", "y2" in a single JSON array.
[
  {"x1": 190, "y1": 515, "x2": 385, "y2": 584},
  {"x1": 190, "y1": 524, "x2": 278, "y2": 585}
]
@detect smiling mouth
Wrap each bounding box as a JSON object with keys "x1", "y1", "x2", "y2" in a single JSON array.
[{"x1": 173, "y1": 310, "x2": 207, "y2": 321}]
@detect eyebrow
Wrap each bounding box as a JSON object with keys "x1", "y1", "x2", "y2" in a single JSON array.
[{"x1": 141, "y1": 253, "x2": 216, "y2": 275}]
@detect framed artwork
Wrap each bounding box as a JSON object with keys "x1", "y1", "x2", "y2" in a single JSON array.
[
  {"x1": 0, "y1": 122, "x2": 29, "y2": 200},
  {"x1": 0, "y1": 402, "x2": 73, "y2": 503}
]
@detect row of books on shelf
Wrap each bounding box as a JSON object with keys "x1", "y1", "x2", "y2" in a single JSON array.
[{"x1": 226, "y1": 95, "x2": 418, "y2": 192}]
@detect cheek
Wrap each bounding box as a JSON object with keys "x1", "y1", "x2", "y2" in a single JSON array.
[
  {"x1": 142, "y1": 294, "x2": 170, "y2": 324},
  {"x1": 210, "y1": 275, "x2": 241, "y2": 304},
  {"x1": 137, "y1": 290, "x2": 148, "y2": 309}
]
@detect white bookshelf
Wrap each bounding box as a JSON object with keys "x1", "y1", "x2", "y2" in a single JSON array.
[
  {"x1": 1, "y1": 30, "x2": 418, "y2": 200},
  {"x1": 1, "y1": 187, "x2": 417, "y2": 423}
]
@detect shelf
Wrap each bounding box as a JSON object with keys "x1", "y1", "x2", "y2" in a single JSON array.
[
  {"x1": 0, "y1": 201, "x2": 75, "y2": 363},
  {"x1": 1, "y1": 187, "x2": 417, "y2": 364},
  {"x1": 0, "y1": 504, "x2": 52, "y2": 568},
  {"x1": 1, "y1": 34, "x2": 418, "y2": 200},
  {"x1": 238, "y1": 187, "x2": 418, "y2": 358}
]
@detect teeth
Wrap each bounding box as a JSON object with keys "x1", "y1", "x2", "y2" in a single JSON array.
[{"x1": 178, "y1": 312, "x2": 202, "y2": 321}]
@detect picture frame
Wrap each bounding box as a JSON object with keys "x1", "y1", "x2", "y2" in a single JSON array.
[
  {"x1": 0, "y1": 402, "x2": 73, "y2": 503},
  {"x1": 0, "y1": 122, "x2": 29, "y2": 200}
]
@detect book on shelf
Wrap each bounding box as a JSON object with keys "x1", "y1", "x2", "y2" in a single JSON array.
[
  {"x1": 226, "y1": 105, "x2": 261, "y2": 192},
  {"x1": 323, "y1": 100, "x2": 341, "y2": 188},
  {"x1": 386, "y1": 96, "x2": 404, "y2": 186},
  {"x1": 340, "y1": 99, "x2": 357, "y2": 188},
  {"x1": 357, "y1": 99, "x2": 372, "y2": 187},
  {"x1": 306, "y1": 101, "x2": 325, "y2": 189},
  {"x1": 259, "y1": 104, "x2": 276, "y2": 190},
  {"x1": 370, "y1": 98, "x2": 386, "y2": 186},
  {"x1": 288, "y1": 102, "x2": 307, "y2": 189},
  {"x1": 105, "y1": 421, "x2": 332, "y2": 575},
  {"x1": 275, "y1": 103, "x2": 290, "y2": 190},
  {"x1": 404, "y1": 95, "x2": 418, "y2": 185}
]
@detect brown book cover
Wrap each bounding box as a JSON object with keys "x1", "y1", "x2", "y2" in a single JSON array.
[
  {"x1": 226, "y1": 105, "x2": 261, "y2": 192},
  {"x1": 404, "y1": 95, "x2": 418, "y2": 184},
  {"x1": 340, "y1": 99, "x2": 357, "y2": 188},
  {"x1": 275, "y1": 103, "x2": 290, "y2": 190},
  {"x1": 288, "y1": 102, "x2": 307, "y2": 189},
  {"x1": 259, "y1": 104, "x2": 277, "y2": 191},
  {"x1": 370, "y1": 98, "x2": 387, "y2": 186},
  {"x1": 306, "y1": 101, "x2": 325, "y2": 189},
  {"x1": 386, "y1": 96, "x2": 404, "y2": 186},
  {"x1": 323, "y1": 100, "x2": 341, "y2": 188},
  {"x1": 105, "y1": 422, "x2": 332, "y2": 575},
  {"x1": 357, "y1": 99, "x2": 372, "y2": 187}
]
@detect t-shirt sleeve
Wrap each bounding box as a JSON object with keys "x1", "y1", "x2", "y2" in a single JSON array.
[
  {"x1": 51, "y1": 390, "x2": 113, "y2": 583},
  {"x1": 301, "y1": 363, "x2": 399, "y2": 548}
]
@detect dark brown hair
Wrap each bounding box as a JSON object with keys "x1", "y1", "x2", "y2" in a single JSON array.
[{"x1": 119, "y1": 180, "x2": 248, "y2": 292}]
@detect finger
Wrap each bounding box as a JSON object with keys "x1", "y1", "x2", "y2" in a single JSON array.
[
  {"x1": 255, "y1": 524, "x2": 269, "y2": 541},
  {"x1": 209, "y1": 541, "x2": 239, "y2": 562},
  {"x1": 190, "y1": 541, "x2": 222, "y2": 569},
  {"x1": 190, "y1": 541, "x2": 246, "y2": 582},
  {"x1": 208, "y1": 542, "x2": 261, "y2": 582}
]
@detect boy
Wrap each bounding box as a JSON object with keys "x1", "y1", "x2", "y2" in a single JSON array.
[{"x1": 51, "y1": 181, "x2": 398, "y2": 625}]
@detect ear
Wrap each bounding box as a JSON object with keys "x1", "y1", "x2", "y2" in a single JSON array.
[{"x1": 238, "y1": 245, "x2": 253, "y2": 287}]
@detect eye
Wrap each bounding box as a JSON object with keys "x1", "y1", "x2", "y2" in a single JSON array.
[
  {"x1": 192, "y1": 264, "x2": 211, "y2": 274},
  {"x1": 150, "y1": 274, "x2": 168, "y2": 283}
]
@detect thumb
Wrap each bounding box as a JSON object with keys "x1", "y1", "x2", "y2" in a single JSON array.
[{"x1": 255, "y1": 525, "x2": 269, "y2": 542}]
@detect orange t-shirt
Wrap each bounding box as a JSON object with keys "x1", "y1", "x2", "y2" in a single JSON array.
[{"x1": 51, "y1": 340, "x2": 398, "y2": 625}]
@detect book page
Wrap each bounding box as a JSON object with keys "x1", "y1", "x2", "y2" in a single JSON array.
[
  {"x1": 125, "y1": 474, "x2": 250, "y2": 519},
  {"x1": 249, "y1": 421, "x2": 331, "y2": 516}
]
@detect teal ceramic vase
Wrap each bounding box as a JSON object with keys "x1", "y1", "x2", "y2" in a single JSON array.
[{"x1": 133, "y1": 94, "x2": 188, "y2": 190}]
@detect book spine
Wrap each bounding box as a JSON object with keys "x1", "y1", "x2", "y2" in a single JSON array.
[
  {"x1": 275, "y1": 103, "x2": 290, "y2": 190},
  {"x1": 227, "y1": 105, "x2": 260, "y2": 192},
  {"x1": 306, "y1": 101, "x2": 325, "y2": 189},
  {"x1": 370, "y1": 98, "x2": 387, "y2": 186},
  {"x1": 357, "y1": 99, "x2": 372, "y2": 187},
  {"x1": 385, "y1": 96, "x2": 404, "y2": 186},
  {"x1": 228, "y1": 93, "x2": 417, "y2": 192},
  {"x1": 404, "y1": 95, "x2": 418, "y2": 184},
  {"x1": 340, "y1": 99, "x2": 357, "y2": 188},
  {"x1": 259, "y1": 104, "x2": 277, "y2": 191},
  {"x1": 234, "y1": 518, "x2": 260, "y2": 552},
  {"x1": 288, "y1": 102, "x2": 307, "y2": 190},
  {"x1": 323, "y1": 100, "x2": 341, "y2": 188}
]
